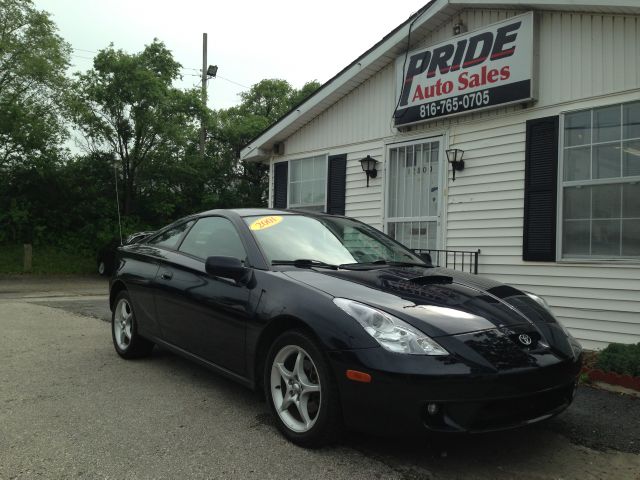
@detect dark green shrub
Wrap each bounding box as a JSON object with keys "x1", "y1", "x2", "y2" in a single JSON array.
[{"x1": 595, "y1": 343, "x2": 640, "y2": 377}]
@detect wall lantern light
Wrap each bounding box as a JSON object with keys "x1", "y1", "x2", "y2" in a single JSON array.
[
  {"x1": 445, "y1": 148, "x2": 465, "y2": 181},
  {"x1": 360, "y1": 155, "x2": 378, "y2": 187}
]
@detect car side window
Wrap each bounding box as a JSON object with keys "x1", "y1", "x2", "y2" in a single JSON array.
[
  {"x1": 147, "y1": 220, "x2": 194, "y2": 250},
  {"x1": 179, "y1": 217, "x2": 247, "y2": 261}
]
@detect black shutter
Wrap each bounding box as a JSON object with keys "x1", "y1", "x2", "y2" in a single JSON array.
[
  {"x1": 523, "y1": 116, "x2": 559, "y2": 261},
  {"x1": 273, "y1": 162, "x2": 288, "y2": 209},
  {"x1": 326, "y1": 154, "x2": 347, "y2": 215}
]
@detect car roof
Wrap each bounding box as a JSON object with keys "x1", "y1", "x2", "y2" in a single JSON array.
[{"x1": 197, "y1": 208, "x2": 335, "y2": 219}]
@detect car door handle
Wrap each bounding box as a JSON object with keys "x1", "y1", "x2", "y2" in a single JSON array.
[{"x1": 160, "y1": 271, "x2": 173, "y2": 280}]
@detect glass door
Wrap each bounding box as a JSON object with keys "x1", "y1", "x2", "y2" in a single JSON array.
[{"x1": 385, "y1": 138, "x2": 443, "y2": 249}]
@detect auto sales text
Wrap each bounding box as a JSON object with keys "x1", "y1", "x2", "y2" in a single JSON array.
[{"x1": 399, "y1": 20, "x2": 522, "y2": 106}]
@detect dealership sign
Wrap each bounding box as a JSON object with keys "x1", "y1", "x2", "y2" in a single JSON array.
[{"x1": 394, "y1": 12, "x2": 535, "y2": 126}]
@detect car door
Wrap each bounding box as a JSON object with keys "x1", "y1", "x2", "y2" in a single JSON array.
[{"x1": 153, "y1": 216, "x2": 252, "y2": 375}]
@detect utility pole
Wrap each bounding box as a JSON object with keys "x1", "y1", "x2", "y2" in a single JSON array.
[{"x1": 200, "y1": 32, "x2": 207, "y2": 159}]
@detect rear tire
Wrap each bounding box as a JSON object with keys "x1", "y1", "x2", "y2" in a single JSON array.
[
  {"x1": 264, "y1": 330, "x2": 342, "y2": 448},
  {"x1": 98, "y1": 260, "x2": 106, "y2": 276},
  {"x1": 112, "y1": 291, "x2": 154, "y2": 359}
]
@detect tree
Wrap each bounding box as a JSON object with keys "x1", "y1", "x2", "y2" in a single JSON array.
[
  {"x1": 67, "y1": 40, "x2": 204, "y2": 215},
  {"x1": 208, "y1": 79, "x2": 321, "y2": 207},
  {"x1": 0, "y1": 0, "x2": 71, "y2": 169}
]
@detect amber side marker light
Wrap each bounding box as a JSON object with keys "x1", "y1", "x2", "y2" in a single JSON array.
[{"x1": 346, "y1": 370, "x2": 372, "y2": 383}]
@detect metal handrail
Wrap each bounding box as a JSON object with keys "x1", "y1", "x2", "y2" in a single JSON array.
[{"x1": 412, "y1": 248, "x2": 481, "y2": 274}]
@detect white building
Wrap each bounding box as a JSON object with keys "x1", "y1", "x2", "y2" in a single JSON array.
[{"x1": 240, "y1": 0, "x2": 640, "y2": 349}]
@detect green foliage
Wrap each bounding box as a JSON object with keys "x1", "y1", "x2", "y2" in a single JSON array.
[
  {"x1": 207, "y1": 79, "x2": 321, "y2": 208},
  {"x1": 0, "y1": 244, "x2": 95, "y2": 274},
  {"x1": 0, "y1": 1, "x2": 324, "y2": 271},
  {"x1": 595, "y1": 343, "x2": 640, "y2": 377},
  {"x1": 67, "y1": 39, "x2": 205, "y2": 215},
  {"x1": 0, "y1": 0, "x2": 71, "y2": 169}
]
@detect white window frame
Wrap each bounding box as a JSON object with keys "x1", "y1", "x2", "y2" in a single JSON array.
[
  {"x1": 383, "y1": 136, "x2": 445, "y2": 250},
  {"x1": 556, "y1": 101, "x2": 640, "y2": 262},
  {"x1": 286, "y1": 154, "x2": 328, "y2": 211}
]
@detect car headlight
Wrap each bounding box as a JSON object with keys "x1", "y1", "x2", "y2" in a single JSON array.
[{"x1": 333, "y1": 298, "x2": 448, "y2": 355}]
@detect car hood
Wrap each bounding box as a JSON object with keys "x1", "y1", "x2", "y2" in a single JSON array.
[{"x1": 283, "y1": 265, "x2": 562, "y2": 340}]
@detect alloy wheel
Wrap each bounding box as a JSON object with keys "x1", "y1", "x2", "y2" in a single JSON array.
[
  {"x1": 113, "y1": 298, "x2": 133, "y2": 351},
  {"x1": 270, "y1": 345, "x2": 322, "y2": 433}
]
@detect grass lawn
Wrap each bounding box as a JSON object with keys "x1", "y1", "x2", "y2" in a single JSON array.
[{"x1": 0, "y1": 244, "x2": 95, "y2": 274}]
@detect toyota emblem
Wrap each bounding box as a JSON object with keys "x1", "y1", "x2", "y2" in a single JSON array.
[{"x1": 518, "y1": 334, "x2": 533, "y2": 346}]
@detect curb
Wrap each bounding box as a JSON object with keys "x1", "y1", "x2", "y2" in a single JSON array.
[{"x1": 581, "y1": 368, "x2": 640, "y2": 392}]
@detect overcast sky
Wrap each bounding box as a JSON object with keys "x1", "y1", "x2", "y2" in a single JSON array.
[{"x1": 36, "y1": 0, "x2": 428, "y2": 110}]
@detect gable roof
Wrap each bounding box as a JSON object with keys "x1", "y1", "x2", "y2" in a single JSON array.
[{"x1": 240, "y1": 0, "x2": 640, "y2": 162}]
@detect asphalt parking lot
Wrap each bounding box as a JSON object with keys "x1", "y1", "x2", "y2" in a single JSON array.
[{"x1": 1, "y1": 275, "x2": 639, "y2": 479}]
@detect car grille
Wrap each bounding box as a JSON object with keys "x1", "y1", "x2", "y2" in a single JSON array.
[{"x1": 423, "y1": 383, "x2": 575, "y2": 432}]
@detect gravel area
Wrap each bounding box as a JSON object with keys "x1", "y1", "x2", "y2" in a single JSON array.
[{"x1": 1, "y1": 275, "x2": 639, "y2": 479}]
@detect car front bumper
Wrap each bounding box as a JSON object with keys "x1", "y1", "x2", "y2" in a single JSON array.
[{"x1": 327, "y1": 347, "x2": 582, "y2": 435}]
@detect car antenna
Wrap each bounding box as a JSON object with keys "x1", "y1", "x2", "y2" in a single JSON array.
[{"x1": 114, "y1": 161, "x2": 123, "y2": 246}]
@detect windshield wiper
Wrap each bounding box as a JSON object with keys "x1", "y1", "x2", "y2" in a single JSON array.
[
  {"x1": 339, "y1": 259, "x2": 429, "y2": 269},
  {"x1": 271, "y1": 259, "x2": 339, "y2": 270}
]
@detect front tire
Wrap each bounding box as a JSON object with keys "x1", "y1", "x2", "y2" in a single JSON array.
[
  {"x1": 264, "y1": 330, "x2": 342, "y2": 447},
  {"x1": 112, "y1": 291, "x2": 154, "y2": 359}
]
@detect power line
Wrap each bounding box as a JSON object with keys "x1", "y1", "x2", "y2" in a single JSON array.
[
  {"x1": 73, "y1": 47, "x2": 97, "y2": 54},
  {"x1": 216, "y1": 75, "x2": 249, "y2": 89}
]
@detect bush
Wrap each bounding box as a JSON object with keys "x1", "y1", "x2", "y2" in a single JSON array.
[
  {"x1": 0, "y1": 244, "x2": 95, "y2": 274},
  {"x1": 595, "y1": 343, "x2": 640, "y2": 377}
]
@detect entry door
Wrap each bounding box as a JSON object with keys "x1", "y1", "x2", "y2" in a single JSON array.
[{"x1": 385, "y1": 138, "x2": 443, "y2": 249}]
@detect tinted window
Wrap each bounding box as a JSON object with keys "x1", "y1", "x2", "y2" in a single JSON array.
[
  {"x1": 147, "y1": 221, "x2": 194, "y2": 249},
  {"x1": 244, "y1": 214, "x2": 422, "y2": 265},
  {"x1": 179, "y1": 217, "x2": 247, "y2": 261}
]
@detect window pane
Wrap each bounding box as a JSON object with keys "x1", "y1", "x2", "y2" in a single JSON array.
[
  {"x1": 301, "y1": 158, "x2": 313, "y2": 179},
  {"x1": 563, "y1": 220, "x2": 590, "y2": 255},
  {"x1": 427, "y1": 220, "x2": 437, "y2": 249},
  {"x1": 593, "y1": 143, "x2": 620, "y2": 179},
  {"x1": 593, "y1": 105, "x2": 621, "y2": 143},
  {"x1": 290, "y1": 160, "x2": 301, "y2": 181},
  {"x1": 179, "y1": 217, "x2": 246, "y2": 261},
  {"x1": 312, "y1": 179, "x2": 325, "y2": 204},
  {"x1": 623, "y1": 139, "x2": 640, "y2": 177},
  {"x1": 148, "y1": 221, "x2": 194, "y2": 249},
  {"x1": 565, "y1": 110, "x2": 591, "y2": 147},
  {"x1": 290, "y1": 182, "x2": 301, "y2": 205},
  {"x1": 592, "y1": 184, "x2": 621, "y2": 219},
  {"x1": 563, "y1": 186, "x2": 590, "y2": 219},
  {"x1": 623, "y1": 101, "x2": 640, "y2": 140},
  {"x1": 623, "y1": 183, "x2": 640, "y2": 218},
  {"x1": 388, "y1": 149, "x2": 398, "y2": 217},
  {"x1": 622, "y1": 220, "x2": 640, "y2": 256},
  {"x1": 564, "y1": 146, "x2": 590, "y2": 181},
  {"x1": 313, "y1": 156, "x2": 326, "y2": 178},
  {"x1": 591, "y1": 220, "x2": 620, "y2": 256},
  {"x1": 301, "y1": 181, "x2": 313, "y2": 205}
]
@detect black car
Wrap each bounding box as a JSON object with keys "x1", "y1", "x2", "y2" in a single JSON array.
[
  {"x1": 97, "y1": 231, "x2": 154, "y2": 276},
  {"x1": 109, "y1": 209, "x2": 582, "y2": 447}
]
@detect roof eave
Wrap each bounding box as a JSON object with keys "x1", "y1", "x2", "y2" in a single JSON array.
[
  {"x1": 240, "y1": 0, "x2": 450, "y2": 162},
  {"x1": 240, "y1": 0, "x2": 640, "y2": 163}
]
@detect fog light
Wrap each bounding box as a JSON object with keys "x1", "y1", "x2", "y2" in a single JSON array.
[{"x1": 427, "y1": 403, "x2": 439, "y2": 415}]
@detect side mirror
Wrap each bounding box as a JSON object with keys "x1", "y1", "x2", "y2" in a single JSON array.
[{"x1": 205, "y1": 256, "x2": 249, "y2": 282}]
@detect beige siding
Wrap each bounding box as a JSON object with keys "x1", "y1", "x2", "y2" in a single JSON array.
[
  {"x1": 269, "y1": 140, "x2": 385, "y2": 229},
  {"x1": 273, "y1": 9, "x2": 640, "y2": 349},
  {"x1": 438, "y1": 93, "x2": 640, "y2": 350}
]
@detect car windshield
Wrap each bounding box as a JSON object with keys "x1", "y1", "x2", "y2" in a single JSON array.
[{"x1": 244, "y1": 214, "x2": 424, "y2": 266}]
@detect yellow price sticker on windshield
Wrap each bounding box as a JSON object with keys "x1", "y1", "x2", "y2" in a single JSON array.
[{"x1": 250, "y1": 215, "x2": 283, "y2": 231}]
